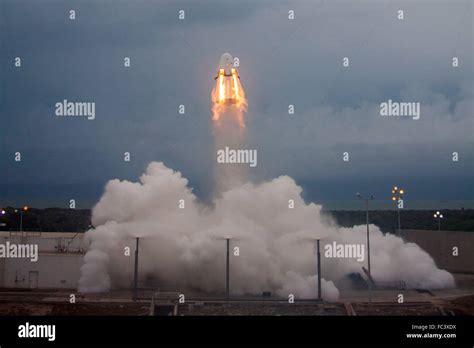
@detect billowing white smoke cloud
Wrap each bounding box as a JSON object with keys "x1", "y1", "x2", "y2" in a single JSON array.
[{"x1": 79, "y1": 162, "x2": 454, "y2": 299}]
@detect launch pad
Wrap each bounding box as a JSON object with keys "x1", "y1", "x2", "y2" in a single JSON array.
[{"x1": 1, "y1": 275, "x2": 473, "y2": 315}]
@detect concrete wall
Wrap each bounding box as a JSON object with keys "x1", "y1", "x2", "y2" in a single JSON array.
[
  {"x1": 3, "y1": 254, "x2": 83, "y2": 289},
  {"x1": 0, "y1": 232, "x2": 85, "y2": 289},
  {"x1": 402, "y1": 229, "x2": 474, "y2": 274}
]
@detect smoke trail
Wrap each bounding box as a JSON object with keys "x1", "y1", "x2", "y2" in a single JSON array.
[{"x1": 212, "y1": 108, "x2": 249, "y2": 192}]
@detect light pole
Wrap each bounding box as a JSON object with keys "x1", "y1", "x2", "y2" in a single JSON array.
[
  {"x1": 357, "y1": 193, "x2": 374, "y2": 303},
  {"x1": 434, "y1": 211, "x2": 443, "y2": 231},
  {"x1": 316, "y1": 239, "x2": 322, "y2": 301},
  {"x1": 14, "y1": 206, "x2": 29, "y2": 234},
  {"x1": 0, "y1": 210, "x2": 6, "y2": 230},
  {"x1": 216, "y1": 236, "x2": 234, "y2": 300},
  {"x1": 133, "y1": 237, "x2": 139, "y2": 302},
  {"x1": 306, "y1": 237, "x2": 323, "y2": 301},
  {"x1": 225, "y1": 238, "x2": 230, "y2": 301},
  {"x1": 391, "y1": 186, "x2": 404, "y2": 236}
]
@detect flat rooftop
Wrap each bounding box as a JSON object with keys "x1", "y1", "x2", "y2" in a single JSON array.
[{"x1": 0, "y1": 231, "x2": 83, "y2": 238}]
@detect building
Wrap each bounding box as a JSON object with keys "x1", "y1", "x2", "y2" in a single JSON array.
[{"x1": 0, "y1": 231, "x2": 85, "y2": 289}]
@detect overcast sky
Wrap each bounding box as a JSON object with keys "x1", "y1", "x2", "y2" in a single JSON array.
[{"x1": 1, "y1": 0, "x2": 473, "y2": 209}]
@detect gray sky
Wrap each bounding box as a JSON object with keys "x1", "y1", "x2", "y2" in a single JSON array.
[{"x1": 1, "y1": 0, "x2": 473, "y2": 209}]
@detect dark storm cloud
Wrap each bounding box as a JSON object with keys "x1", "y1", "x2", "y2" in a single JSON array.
[{"x1": 0, "y1": 0, "x2": 473, "y2": 208}]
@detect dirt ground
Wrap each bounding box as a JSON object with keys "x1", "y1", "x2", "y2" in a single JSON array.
[
  {"x1": 0, "y1": 301, "x2": 149, "y2": 316},
  {"x1": 440, "y1": 295, "x2": 474, "y2": 315},
  {"x1": 0, "y1": 298, "x2": 472, "y2": 315},
  {"x1": 0, "y1": 288, "x2": 472, "y2": 315}
]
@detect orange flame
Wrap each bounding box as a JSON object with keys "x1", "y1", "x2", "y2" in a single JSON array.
[{"x1": 212, "y1": 68, "x2": 247, "y2": 128}]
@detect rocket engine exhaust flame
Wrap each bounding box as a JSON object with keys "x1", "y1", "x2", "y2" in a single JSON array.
[
  {"x1": 212, "y1": 53, "x2": 247, "y2": 128},
  {"x1": 211, "y1": 53, "x2": 249, "y2": 191}
]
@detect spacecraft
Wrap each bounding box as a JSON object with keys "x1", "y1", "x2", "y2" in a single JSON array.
[{"x1": 214, "y1": 53, "x2": 242, "y2": 105}]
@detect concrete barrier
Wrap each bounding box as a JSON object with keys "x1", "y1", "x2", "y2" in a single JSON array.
[{"x1": 401, "y1": 230, "x2": 474, "y2": 274}]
